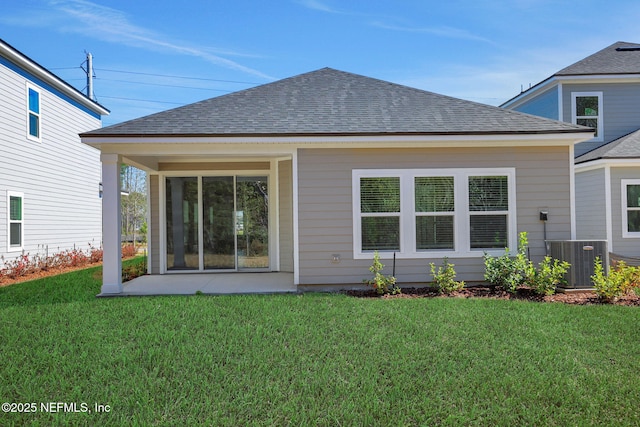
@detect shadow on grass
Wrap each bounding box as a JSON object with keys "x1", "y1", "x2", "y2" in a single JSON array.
[
  {"x1": 0, "y1": 267, "x2": 102, "y2": 308},
  {"x1": 0, "y1": 258, "x2": 145, "y2": 308}
]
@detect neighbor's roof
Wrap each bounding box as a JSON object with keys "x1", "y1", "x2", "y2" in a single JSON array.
[
  {"x1": 82, "y1": 68, "x2": 590, "y2": 138},
  {"x1": 502, "y1": 41, "x2": 640, "y2": 107},
  {"x1": 556, "y1": 41, "x2": 640, "y2": 76},
  {"x1": 576, "y1": 128, "x2": 640, "y2": 163}
]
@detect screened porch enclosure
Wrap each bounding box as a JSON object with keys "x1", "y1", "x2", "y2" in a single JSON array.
[{"x1": 165, "y1": 175, "x2": 269, "y2": 272}]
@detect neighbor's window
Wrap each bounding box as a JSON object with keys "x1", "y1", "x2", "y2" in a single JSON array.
[
  {"x1": 360, "y1": 177, "x2": 401, "y2": 251},
  {"x1": 572, "y1": 92, "x2": 602, "y2": 141},
  {"x1": 353, "y1": 169, "x2": 516, "y2": 258},
  {"x1": 622, "y1": 180, "x2": 640, "y2": 237},
  {"x1": 27, "y1": 85, "x2": 41, "y2": 140},
  {"x1": 8, "y1": 192, "x2": 24, "y2": 251}
]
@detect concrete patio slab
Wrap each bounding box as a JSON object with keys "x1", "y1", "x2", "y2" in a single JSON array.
[{"x1": 98, "y1": 272, "x2": 296, "y2": 296}]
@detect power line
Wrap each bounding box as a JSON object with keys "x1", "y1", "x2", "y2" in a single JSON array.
[
  {"x1": 98, "y1": 95, "x2": 185, "y2": 105},
  {"x1": 52, "y1": 66, "x2": 261, "y2": 85},
  {"x1": 95, "y1": 68, "x2": 261, "y2": 85},
  {"x1": 98, "y1": 78, "x2": 234, "y2": 92}
]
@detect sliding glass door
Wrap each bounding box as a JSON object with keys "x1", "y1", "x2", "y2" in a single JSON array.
[
  {"x1": 165, "y1": 175, "x2": 269, "y2": 271},
  {"x1": 166, "y1": 177, "x2": 199, "y2": 270},
  {"x1": 236, "y1": 176, "x2": 269, "y2": 269},
  {"x1": 203, "y1": 176, "x2": 235, "y2": 269}
]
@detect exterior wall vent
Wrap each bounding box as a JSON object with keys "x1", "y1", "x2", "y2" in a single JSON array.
[{"x1": 546, "y1": 240, "x2": 608, "y2": 289}]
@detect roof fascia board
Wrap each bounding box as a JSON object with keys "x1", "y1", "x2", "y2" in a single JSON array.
[
  {"x1": 0, "y1": 41, "x2": 109, "y2": 116},
  {"x1": 576, "y1": 158, "x2": 640, "y2": 171},
  {"x1": 83, "y1": 133, "x2": 594, "y2": 154},
  {"x1": 502, "y1": 74, "x2": 640, "y2": 109},
  {"x1": 82, "y1": 132, "x2": 592, "y2": 145},
  {"x1": 500, "y1": 77, "x2": 558, "y2": 109},
  {"x1": 556, "y1": 74, "x2": 640, "y2": 83}
]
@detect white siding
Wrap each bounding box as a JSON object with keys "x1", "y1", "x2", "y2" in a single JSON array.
[
  {"x1": 0, "y1": 60, "x2": 103, "y2": 260},
  {"x1": 297, "y1": 146, "x2": 572, "y2": 286},
  {"x1": 575, "y1": 168, "x2": 608, "y2": 240}
]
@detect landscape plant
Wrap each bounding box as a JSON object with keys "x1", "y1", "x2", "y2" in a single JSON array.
[
  {"x1": 430, "y1": 257, "x2": 465, "y2": 294},
  {"x1": 528, "y1": 256, "x2": 570, "y2": 296},
  {"x1": 363, "y1": 250, "x2": 400, "y2": 295},
  {"x1": 484, "y1": 232, "x2": 570, "y2": 295},
  {"x1": 0, "y1": 243, "x2": 137, "y2": 284},
  {"x1": 483, "y1": 232, "x2": 532, "y2": 293},
  {"x1": 591, "y1": 258, "x2": 640, "y2": 302}
]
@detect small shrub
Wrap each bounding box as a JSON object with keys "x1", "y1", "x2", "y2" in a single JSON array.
[
  {"x1": 528, "y1": 256, "x2": 570, "y2": 296},
  {"x1": 484, "y1": 232, "x2": 569, "y2": 295},
  {"x1": 89, "y1": 244, "x2": 103, "y2": 263},
  {"x1": 591, "y1": 258, "x2": 640, "y2": 302},
  {"x1": 122, "y1": 244, "x2": 137, "y2": 258},
  {"x1": 430, "y1": 257, "x2": 465, "y2": 294},
  {"x1": 363, "y1": 251, "x2": 400, "y2": 295},
  {"x1": 484, "y1": 232, "x2": 532, "y2": 293}
]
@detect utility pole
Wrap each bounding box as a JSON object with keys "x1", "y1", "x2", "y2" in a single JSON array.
[{"x1": 82, "y1": 51, "x2": 94, "y2": 100}]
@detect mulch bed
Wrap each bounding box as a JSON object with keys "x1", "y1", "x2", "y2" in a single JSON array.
[{"x1": 346, "y1": 286, "x2": 640, "y2": 306}]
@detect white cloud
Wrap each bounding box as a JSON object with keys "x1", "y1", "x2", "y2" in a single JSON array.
[
  {"x1": 295, "y1": 0, "x2": 342, "y2": 14},
  {"x1": 36, "y1": 0, "x2": 274, "y2": 80},
  {"x1": 370, "y1": 21, "x2": 494, "y2": 44}
]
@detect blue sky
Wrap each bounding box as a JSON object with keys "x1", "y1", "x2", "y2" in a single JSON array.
[{"x1": 2, "y1": 0, "x2": 640, "y2": 126}]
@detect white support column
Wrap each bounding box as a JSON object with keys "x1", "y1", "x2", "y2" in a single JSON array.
[{"x1": 101, "y1": 153, "x2": 123, "y2": 294}]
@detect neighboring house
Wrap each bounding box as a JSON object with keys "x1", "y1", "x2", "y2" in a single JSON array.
[
  {"x1": 80, "y1": 68, "x2": 591, "y2": 294},
  {"x1": 502, "y1": 41, "x2": 640, "y2": 261},
  {"x1": 0, "y1": 39, "x2": 109, "y2": 262}
]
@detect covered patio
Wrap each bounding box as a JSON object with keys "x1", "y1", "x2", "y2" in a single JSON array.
[{"x1": 100, "y1": 272, "x2": 296, "y2": 296}]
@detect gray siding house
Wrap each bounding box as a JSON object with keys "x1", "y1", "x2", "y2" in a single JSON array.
[
  {"x1": 0, "y1": 40, "x2": 109, "y2": 262},
  {"x1": 502, "y1": 42, "x2": 640, "y2": 261},
  {"x1": 81, "y1": 68, "x2": 591, "y2": 294}
]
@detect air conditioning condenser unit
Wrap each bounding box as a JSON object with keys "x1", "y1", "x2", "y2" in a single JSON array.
[{"x1": 546, "y1": 240, "x2": 608, "y2": 289}]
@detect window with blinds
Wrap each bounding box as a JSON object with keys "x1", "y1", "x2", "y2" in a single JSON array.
[
  {"x1": 8, "y1": 192, "x2": 24, "y2": 250},
  {"x1": 468, "y1": 176, "x2": 508, "y2": 249},
  {"x1": 415, "y1": 176, "x2": 454, "y2": 250},
  {"x1": 360, "y1": 177, "x2": 400, "y2": 251},
  {"x1": 353, "y1": 169, "x2": 515, "y2": 258}
]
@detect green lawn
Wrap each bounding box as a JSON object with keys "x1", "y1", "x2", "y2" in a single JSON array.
[{"x1": 1, "y1": 263, "x2": 639, "y2": 426}]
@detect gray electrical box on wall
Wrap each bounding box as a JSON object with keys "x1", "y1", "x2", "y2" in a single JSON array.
[{"x1": 546, "y1": 240, "x2": 608, "y2": 289}]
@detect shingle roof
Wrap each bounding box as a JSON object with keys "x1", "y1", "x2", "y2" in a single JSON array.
[
  {"x1": 556, "y1": 41, "x2": 640, "y2": 76},
  {"x1": 83, "y1": 68, "x2": 590, "y2": 137},
  {"x1": 576, "y1": 128, "x2": 640, "y2": 163}
]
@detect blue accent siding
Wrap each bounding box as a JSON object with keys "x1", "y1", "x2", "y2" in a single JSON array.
[
  {"x1": 513, "y1": 88, "x2": 558, "y2": 120},
  {"x1": 0, "y1": 54, "x2": 103, "y2": 120}
]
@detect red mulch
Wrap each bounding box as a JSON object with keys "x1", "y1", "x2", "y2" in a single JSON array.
[{"x1": 346, "y1": 286, "x2": 640, "y2": 306}]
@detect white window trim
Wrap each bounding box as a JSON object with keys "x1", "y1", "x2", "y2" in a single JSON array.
[
  {"x1": 7, "y1": 191, "x2": 24, "y2": 252},
  {"x1": 621, "y1": 179, "x2": 640, "y2": 238},
  {"x1": 352, "y1": 168, "x2": 517, "y2": 259},
  {"x1": 26, "y1": 83, "x2": 42, "y2": 142},
  {"x1": 571, "y1": 91, "x2": 603, "y2": 142}
]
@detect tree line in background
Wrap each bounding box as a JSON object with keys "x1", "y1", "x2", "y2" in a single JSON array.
[{"x1": 121, "y1": 165, "x2": 147, "y2": 244}]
